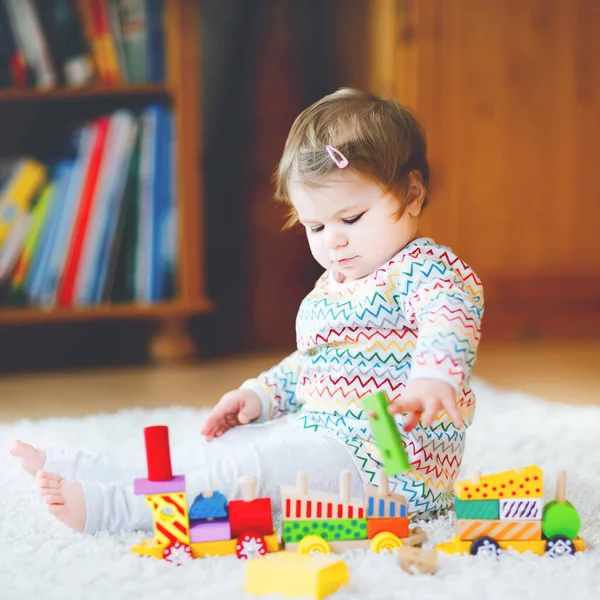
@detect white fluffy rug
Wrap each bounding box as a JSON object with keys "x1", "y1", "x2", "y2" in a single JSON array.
[{"x1": 1, "y1": 378, "x2": 600, "y2": 600}]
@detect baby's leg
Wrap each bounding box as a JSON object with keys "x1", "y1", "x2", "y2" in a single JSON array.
[
  {"x1": 11, "y1": 422, "x2": 241, "y2": 484},
  {"x1": 184, "y1": 426, "x2": 365, "y2": 514},
  {"x1": 11, "y1": 441, "x2": 143, "y2": 483},
  {"x1": 39, "y1": 422, "x2": 362, "y2": 535}
]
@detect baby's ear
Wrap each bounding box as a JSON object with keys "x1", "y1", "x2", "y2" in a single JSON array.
[{"x1": 406, "y1": 171, "x2": 426, "y2": 217}]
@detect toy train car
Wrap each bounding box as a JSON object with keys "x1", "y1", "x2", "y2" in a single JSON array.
[
  {"x1": 132, "y1": 425, "x2": 278, "y2": 563},
  {"x1": 436, "y1": 466, "x2": 585, "y2": 558},
  {"x1": 281, "y1": 469, "x2": 426, "y2": 554},
  {"x1": 131, "y1": 425, "x2": 425, "y2": 564}
]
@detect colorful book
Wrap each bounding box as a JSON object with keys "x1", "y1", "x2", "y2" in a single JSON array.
[
  {"x1": 56, "y1": 116, "x2": 110, "y2": 306},
  {"x1": 75, "y1": 110, "x2": 138, "y2": 305},
  {"x1": 0, "y1": 158, "x2": 47, "y2": 249}
]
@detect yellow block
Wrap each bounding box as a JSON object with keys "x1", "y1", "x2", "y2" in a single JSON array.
[
  {"x1": 245, "y1": 552, "x2": 349, "y2": 600},
  {"x1": 436, "y1": 535, "x2": 585, "y2": 556},
  {"x1": 132, "y1": 539, "x2": 168, "y2": 559},
  {"x1": 455, "y1": 466, "x2": 543, "y2": 500},
  {"x1": 190, "y1": 532, "x2": 280, "y2": 558}
]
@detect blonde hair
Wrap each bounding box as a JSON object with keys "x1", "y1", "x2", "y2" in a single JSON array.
[{"x1": 274, "y1": 88, "x2": 430, "y2": 228}]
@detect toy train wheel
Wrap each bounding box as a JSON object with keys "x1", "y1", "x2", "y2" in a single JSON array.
[
  {"x1": 236, "y1": 533, "x2": 268, "y2": 560},
  {"x1": 470, "y1": 536, "x2": 501, "y2": 558},
  {"x1": 297, "y1": 535, "x2": 331, "y2": 555},
  {"x1": 370, "y1": 532, "x2": 403, "y2": 553},
  {"x1": 545, "y1": 535, "x2": 576, "y2": 558},
  {"x1": 163, "y1": 541, "x2": 193, "y2": 565}
]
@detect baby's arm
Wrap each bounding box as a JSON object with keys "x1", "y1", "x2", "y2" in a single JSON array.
[
  {"x1": 238, "y1": 350, "x2": 303, "y2": 421},
  {"x1": 389, "y1": 252, "x2": 484, "y2": 429},
  {"x1": 201, "y1": 351, "x2": 303, "y2": 441}
]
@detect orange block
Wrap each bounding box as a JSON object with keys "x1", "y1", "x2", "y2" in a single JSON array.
[
  {"x1": 367, "y1": 517, "x2": 409, "y2": 540},
  {"x1": 457, "y1": 519, "x2": 542, "y2": 541}
]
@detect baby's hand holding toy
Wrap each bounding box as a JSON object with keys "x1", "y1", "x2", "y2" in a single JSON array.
[
  {"x1": 388, "y1": 378, "x2": 462, "y2": 432},
  {"x1": 201, "y1": 389, "x2": 263, "y2": 441}
]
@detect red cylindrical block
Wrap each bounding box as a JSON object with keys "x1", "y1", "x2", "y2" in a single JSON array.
[{"x1": 144, "y1": 425, "x2": 173, "y2": 481}]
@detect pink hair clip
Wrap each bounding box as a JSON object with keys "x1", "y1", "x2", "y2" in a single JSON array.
[{"x1": 326, "y1": 145, "x2": 349, "y2": 169}]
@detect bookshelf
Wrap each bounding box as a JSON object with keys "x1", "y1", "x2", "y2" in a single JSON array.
[{"x1": 0, "y1": 1, "x2": 212, "y2": 361}]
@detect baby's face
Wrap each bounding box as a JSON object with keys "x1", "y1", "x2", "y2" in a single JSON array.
[{"x1": 289, "y1": 171, "x2": 421, "y2": 282}]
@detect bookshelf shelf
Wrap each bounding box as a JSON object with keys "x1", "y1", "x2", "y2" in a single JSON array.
[
  {"x1": 0, "y1": 297, "x2": 213, "y2": 325},
  {"x1": 0, "y1": 84, "x2": 172, "y2": 102}
]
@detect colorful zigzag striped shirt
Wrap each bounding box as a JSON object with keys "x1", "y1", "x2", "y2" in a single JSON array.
[{"x1": 241, "y1": 237, "x2": 484, "y2": 514}]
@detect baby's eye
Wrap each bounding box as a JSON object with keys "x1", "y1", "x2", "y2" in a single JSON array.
[
  {"x1": 308, "y1": 224, "x2": 324, "y2": 233},
  {"x1": 343, "y1": 212, "x2": 365, "y2": 225}
]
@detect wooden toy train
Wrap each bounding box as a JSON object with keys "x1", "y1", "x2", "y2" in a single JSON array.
[
  {"x1": 436, "y1": 466, "x2": 585, "y2": 558},
  {"x1": 131, "y1": 425, "x2": 426, "y2": 564}
]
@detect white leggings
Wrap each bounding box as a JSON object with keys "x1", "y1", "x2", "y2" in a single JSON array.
[{"x1": 44, "y1": 421, "x2": 364, "y2": 535}]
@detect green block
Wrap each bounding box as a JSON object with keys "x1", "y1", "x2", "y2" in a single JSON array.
[
  {"x1": 282, "y1": 519, "x2": 368, "y2": 543},
  {"x1": 454, "y1": 498, "x2": 499, "y2": 520},
  {"x1": 542, "y1": 500, "x2": 581, "y2": 539},
  {"x1": 362, "y1": 391, "x2": 410, "y2": 475}
]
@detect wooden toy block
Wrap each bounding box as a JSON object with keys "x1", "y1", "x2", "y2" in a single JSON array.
[
  {"x1": 132, "y1": 539, "x2": 168, "y2": 560},
  {"x1": 283, "y1": 518, "x2": 367, "y2": 543},
  {"x1": 145, "y1": 492, "x2": 190, "y2": 545},
  {"x1": 188, "y1": 532, "x2": 280, "y2": 559},
  {"x1": 457, "y1": 518, "x2": 542, "y2": 541},
  {"x1": 189, "y1": 519, "x2": 231, "y2": 543},
  {"x1": 397, "y1": 546, "x2": 438, "y2": 575},
  {"x1": 134, "y1": 475, "x2": 186, "y2": 496},
  {"x1": 542, "y1": 471, "x2": 581, "y2": 540},
  {"x1": 436, "y1": 534, "x2": 585, "y2": 557},
  {"x1": 455, "y1": 466, "x2": 543, "y2": 501},
  {"x1": 287, "y1": 539, "x2": 371, "y2": 553},
  {"x1": 144, "y1": 425, "x2": 173, "y2": 481},
  {"x1": 367, "y1": 516, "x2": 409, "y2": 540},
  {"x1": 188, "y1": 490, "x2": 228, "y2": 520},
  {"x1": 364, "y1": 470, "x2": 407, "y2": 518},
  {"x1": 362, "y1": 391, "x2": 410, "y2": 475},
  {"x1": 499, "y1": 498, "x2": 543, "y2": 520},
  {"x1": 228, "y1": 476, "x2": 274, "y2": 538},
  {"x1": 245, "y1": 551, "x2": 349, "y2": 600},
  {"x1": 281, "y1": 471, "x2": 365, "y2": 521},
  {"x1": 454, "y1": 498, "x2": 499, "y2": 520},
  {"x1": 288, "y1": 526, "x2": 426, "y2": 554}
]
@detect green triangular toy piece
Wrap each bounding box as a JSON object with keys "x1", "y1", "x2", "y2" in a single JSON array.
[{"x1": 362, "y1": 391, "x2": 410, "y2": 475}]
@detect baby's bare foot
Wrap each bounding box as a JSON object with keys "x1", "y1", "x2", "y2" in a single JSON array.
[
  {"x1": 10, "y1": 440, "x2": 46, "y2": 476},
  {"x1": 37, "y1": 471, "x2": 86, "y2": 532}
]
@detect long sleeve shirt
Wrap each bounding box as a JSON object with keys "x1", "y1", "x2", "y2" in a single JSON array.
[{"x1": 241, "y1": 237, "x2": 484, "y2": 514}]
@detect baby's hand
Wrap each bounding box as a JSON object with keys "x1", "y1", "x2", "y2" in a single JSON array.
[
  {"x1": 201, "y1": 389, "x2": 263, "y2": 442},
  {"x1": 388, "y1": 379, "x2": 463, "y2": 432}
]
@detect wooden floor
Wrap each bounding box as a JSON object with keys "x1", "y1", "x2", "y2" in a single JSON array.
[{"x1": 0, "y1": 340, "x2": 599, "y2": 423}]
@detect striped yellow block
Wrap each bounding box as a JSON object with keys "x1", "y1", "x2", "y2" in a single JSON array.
[
  {"x1": 146, "y1": 492, "x2": 190, "y2": 545},
  {"x1": 457, "y1": 519, "x2": 542, "y2": 541},
  {"x1": 455, "y1": 466, "x2": 543, "y2": 500}
]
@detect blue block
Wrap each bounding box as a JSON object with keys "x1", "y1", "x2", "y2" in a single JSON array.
[
  {"x1": 367, "y1": 496, "x2": 407, "y2": 518},
  {"x1": 189, "y1": 491, "x2": 228, "y2": 520}
]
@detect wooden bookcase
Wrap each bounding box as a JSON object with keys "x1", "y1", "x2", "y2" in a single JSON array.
[{"x1": 0, "y1": 1, "x2": 212, "y2": 360}]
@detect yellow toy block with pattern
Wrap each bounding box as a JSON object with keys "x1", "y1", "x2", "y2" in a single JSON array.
[
  {"x1": 455, "y1": 466, "x2": 543, "y2": 501},
  {"x1": 245, "y1": 552, "x2": 349, "y2": 600}
]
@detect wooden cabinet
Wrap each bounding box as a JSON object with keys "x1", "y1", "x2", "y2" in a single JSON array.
[{"x1": 367, "y1": 0, "x2": 600, "y2": 339}]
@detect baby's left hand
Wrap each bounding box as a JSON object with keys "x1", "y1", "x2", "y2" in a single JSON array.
[{"x1": 388, "y1": 378, "x2": 463, "y2": 432}]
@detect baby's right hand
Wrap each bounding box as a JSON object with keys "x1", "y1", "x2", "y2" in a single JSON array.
[{"x1": 200, "y1": 389, "x2": 263, "y2": 442}]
